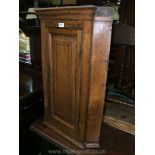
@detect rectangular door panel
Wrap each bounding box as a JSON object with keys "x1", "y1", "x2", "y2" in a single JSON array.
[{"x1": 45, "y1": 28, "x2": 82, "y2": 141}]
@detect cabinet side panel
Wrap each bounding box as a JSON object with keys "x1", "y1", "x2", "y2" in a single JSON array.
[{"x1": 86, "y1": 20, "x2": 112, "y2": 144}]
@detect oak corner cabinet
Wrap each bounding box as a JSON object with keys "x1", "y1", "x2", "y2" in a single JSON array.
[{"x1": 31, "y1": 6, "x2": 113, "y2": 150}]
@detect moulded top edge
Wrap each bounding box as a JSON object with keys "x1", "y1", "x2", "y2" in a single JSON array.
[
  {"x1": 35, "y1": 5, "x2": 97, "y2": 12},
  {"x1": 35, "y1": 6, "x2": 113, "y2": 21}
]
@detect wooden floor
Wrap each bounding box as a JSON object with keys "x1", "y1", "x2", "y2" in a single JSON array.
[
  {"x1": 100, "y1": 123, "x2": 134, "y2": 155},
  {"x1": 19, "y1": 68, "x2": 135, "y2": 155}
]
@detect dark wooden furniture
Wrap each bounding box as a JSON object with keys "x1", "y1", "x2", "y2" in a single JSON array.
[
  {"x1": 31, "y1": 6, "x2": 113, "y2": 149},
  {"x1": 107, "y1": 23, "x2": 135, "y2": 93},
  {"x1": 77, "y1": 0, "x2": 135, "y2": 27},
  {"x1": 104, "y1": 23, "x2": 135, "y2": 134},
  {"x1": 19, "y1": 13, "x2": 44, "y2": 155},
  {"x1": 19, "y1": 69, "x2": 44, "y2": 155}
]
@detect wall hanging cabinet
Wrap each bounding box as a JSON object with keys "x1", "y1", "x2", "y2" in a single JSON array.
[{"x1": 31, "y1": 5, "x2": 113, "y2": 150}]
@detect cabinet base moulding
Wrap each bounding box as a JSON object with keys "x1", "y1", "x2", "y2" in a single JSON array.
[{"x1": 30, "y1": 117, "x2": 102, "y2": 152}]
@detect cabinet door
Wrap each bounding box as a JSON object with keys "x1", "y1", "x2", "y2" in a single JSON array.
[{"x1": 44, "y1": 28, "x2": 82, "y2": 142}]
